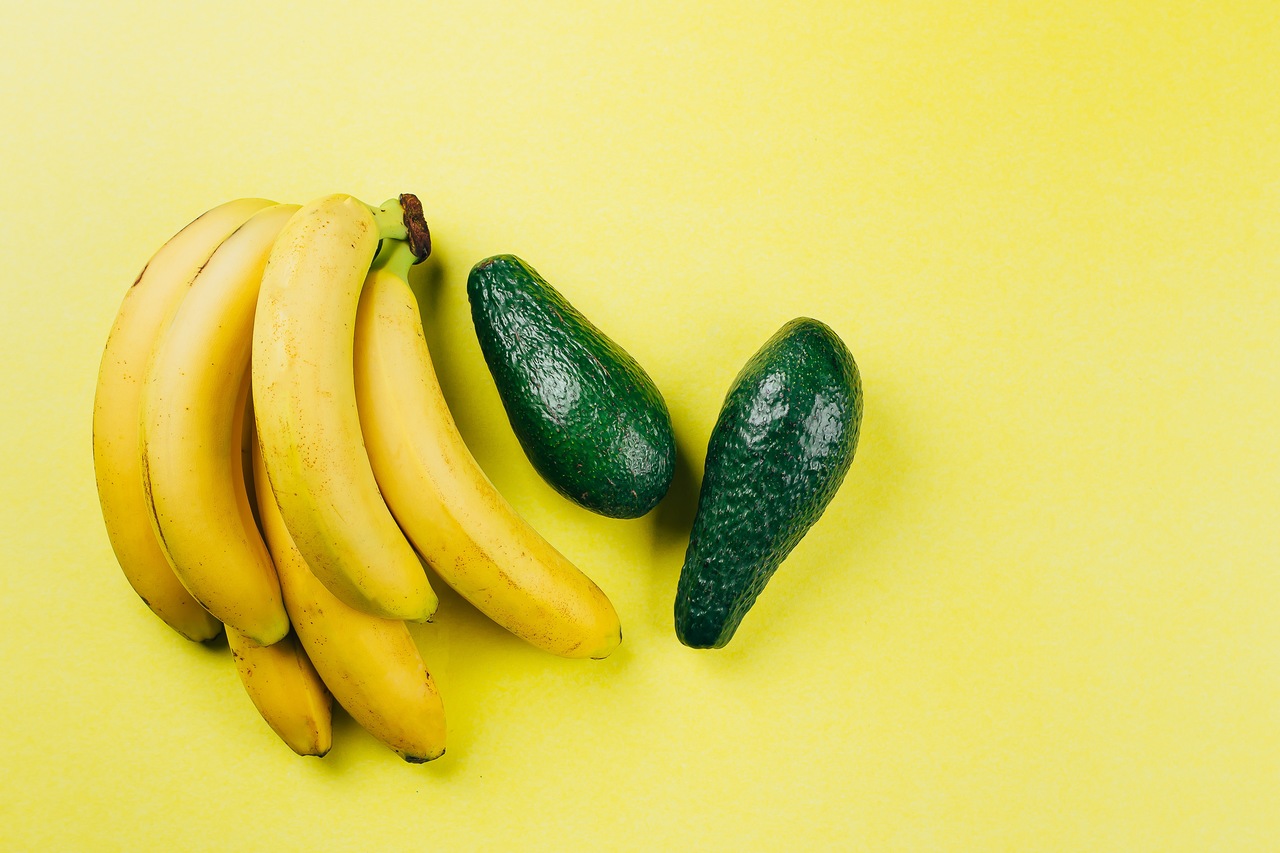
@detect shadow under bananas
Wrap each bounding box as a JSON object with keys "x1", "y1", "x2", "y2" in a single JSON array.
[
  {"x1": 196, "y1": 629, "x2": 230, "y2": 653},
  {"x1": 405, "y1": 246, "x2": 446, "y2": 328},
  {"x1": 292, "y1": 589, "x2": 505, "y2": 776}
]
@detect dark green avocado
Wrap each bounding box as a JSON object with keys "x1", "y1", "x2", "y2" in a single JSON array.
[
  {"x1": 675, "y1": 318, "x2": 862, "y2": 649},
  {"x1": 467, "y1": 254, "x2": 676, "y2": 518}
]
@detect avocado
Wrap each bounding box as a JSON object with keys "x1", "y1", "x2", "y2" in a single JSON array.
[
  {"x1": 467, "y1": 255, "x2": 676, "y2": 518},
  {"x1": 675, "y1": 318, "x2": 862, "y2": 649}
]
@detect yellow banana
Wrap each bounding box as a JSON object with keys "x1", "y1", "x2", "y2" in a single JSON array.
[
  {"x1": 141, "y1": 203, "x2": 298, "y2": 644},
  {"x1": 94, "y1": 197, "x2": 272, "y2": 642},
  {"x1": 223, "y1": 373, "x2": 330, "y2": 757},
  {"x1": 252, "y1": 194, "x2": 436, "y2": 622},
  {"x1": 251, "y1": 427, "x2": 447, "y2": 763},
  {"x1": 227, "y1": 628, "x2": 332, "y2": 757},
  {"x1": 354, "y1": 240, "x2": 622, "y2": 659}
]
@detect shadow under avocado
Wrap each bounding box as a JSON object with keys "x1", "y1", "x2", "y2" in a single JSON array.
[
  {"x1": 646, "y1": 423, "x2": 702, "y2": 629},
  {"x1": 697, "y1": 373, "x2": 901, "y2": 663},
  {"x1": 653, "y1": 430, "x2": 701, "y2": 550}
]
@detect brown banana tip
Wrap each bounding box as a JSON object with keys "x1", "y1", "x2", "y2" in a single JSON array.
[{"x1": 398, "y1": 193, "x2": 431, "y2": 263}]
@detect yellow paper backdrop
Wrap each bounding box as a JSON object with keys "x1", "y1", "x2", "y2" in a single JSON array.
[{"x1": 3, "y1": 2, "x2": 1278, "y2": 849}]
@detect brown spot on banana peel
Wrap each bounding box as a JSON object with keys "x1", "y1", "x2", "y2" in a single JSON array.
[{"x1": 128, "y1": 264, "x2": 148, "y2": 289}]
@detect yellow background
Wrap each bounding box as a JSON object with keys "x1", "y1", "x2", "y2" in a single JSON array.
[{"x1": 3, "y1": 1, "x2": 1278, "y2": 849}]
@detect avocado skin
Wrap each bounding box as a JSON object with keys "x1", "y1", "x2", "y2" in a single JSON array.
[
  {"x1": 467, "y1": 255, "x2": 676, "y2": 518},
  {"x1": 675, "y1": 318, "x2": 862, "y2": 649}
]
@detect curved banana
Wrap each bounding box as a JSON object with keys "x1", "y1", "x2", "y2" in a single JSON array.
[
  {"x1": 251, "y1": 429, "x2": 447, "y2": 763},
  {"x1": 94, "y1": 197, "x2": 273, "y2": 642},
  {"x1": 252, "y1": 194, "x2": 436, "y2": 622},
  {"x1": 354, "y1": 240, "x2": 622, "y2": 659},
  {"x1": 141, "y1": 203, "x2": 298, "y2": 644},
  {"x1": 227, "y1": 628, "x2": 332, "y2": 757}
]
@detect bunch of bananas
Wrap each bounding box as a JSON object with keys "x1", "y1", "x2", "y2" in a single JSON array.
[{"x1": 93, "y1": 194, "x2": 621, "y2": 761}]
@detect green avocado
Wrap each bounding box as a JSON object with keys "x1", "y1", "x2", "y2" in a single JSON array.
[
  {"x1": 466, "y1": 255, "x2": 675, "y2": 518},
  {"x1": 675, "y1": 318, "x2": 862, "y2": 649}
]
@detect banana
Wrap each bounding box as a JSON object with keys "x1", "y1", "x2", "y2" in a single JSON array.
[
  {"x1": 251, "y1": 427, "x2": 447, "y2": 763},
  {"x1": 227, "y1": 628, "x2": 332, "y2": 757},
  {"x1": 354, "y1": 240, "x2": 622, "y2": 659},
  {"x1": 141, "y1": 203, "x2": 298, "y2": 644},
  {"x1": 224, "y1": 371, "x2": 331, "y2": 757},
  {"x1": 252, "y1": 194, "x2": 436, "y2": 622},
  {"x1": 94, "y1": 197, "x2": 273, "y2": 642}
]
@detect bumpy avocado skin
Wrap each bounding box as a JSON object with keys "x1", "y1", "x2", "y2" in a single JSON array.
[
  {"x1": 675, "y1": 318, "x2": 863, "y2": 649},
  {"x1": 467, "y1": 255, "x2": 676, "y2": 518}
]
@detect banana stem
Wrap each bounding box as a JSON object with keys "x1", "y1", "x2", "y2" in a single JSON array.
[
  {"x1": 370, "y1": 194, "x2": 431, "y2": 263},
  {"x1": 370, "y1": 238, "x2": 418, "y2": 282}
]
